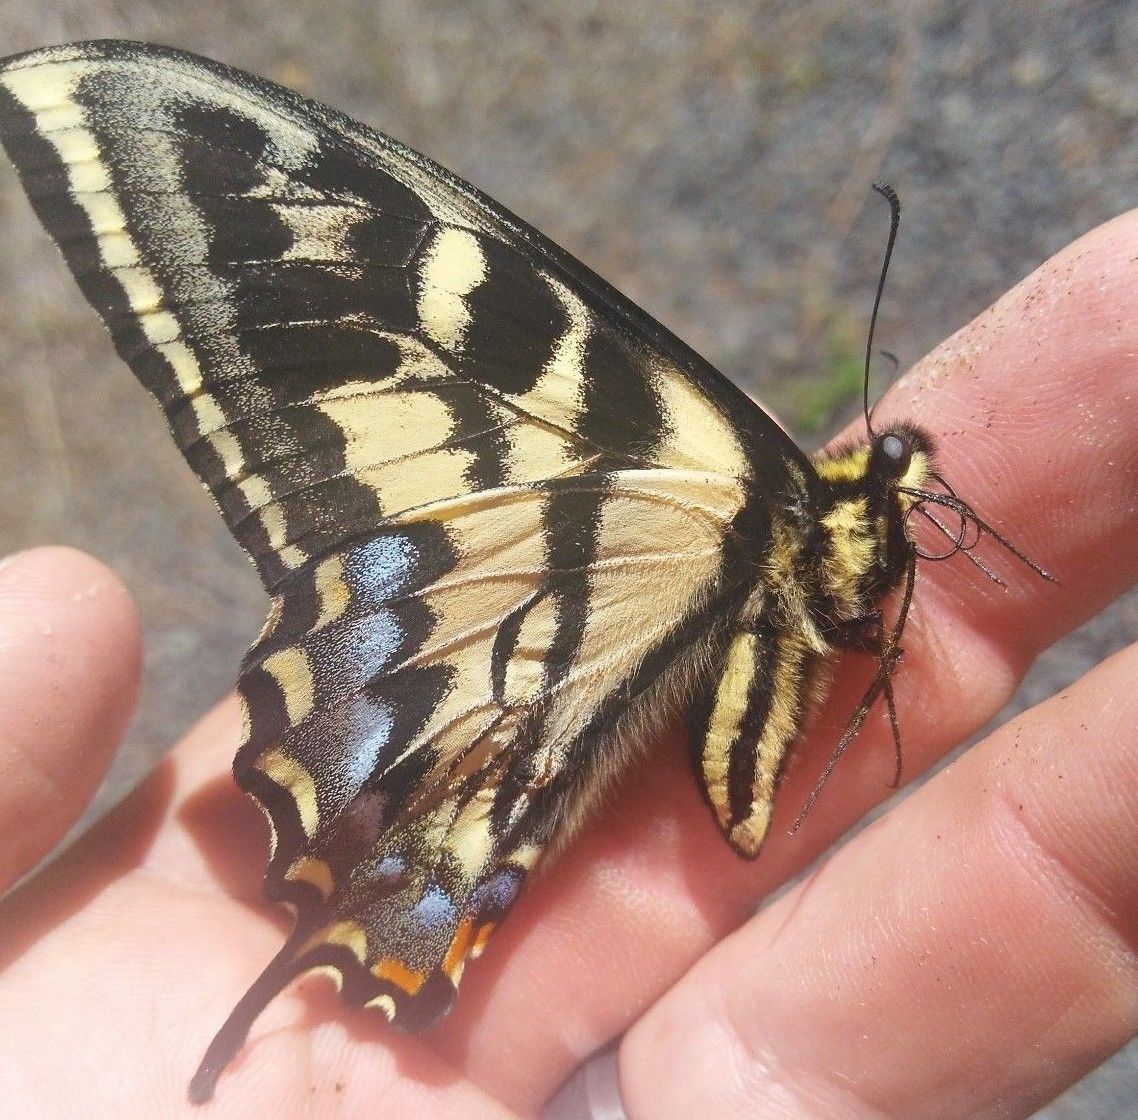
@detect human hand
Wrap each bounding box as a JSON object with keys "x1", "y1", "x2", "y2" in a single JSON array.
[{"x1": 1, "y1": 213, "x2": 1136, "y2": 1119}]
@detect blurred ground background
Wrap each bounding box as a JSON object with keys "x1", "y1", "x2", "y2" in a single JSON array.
[{"x1": 0, "y1": 2, "x2": 1135, "y2": 1115}]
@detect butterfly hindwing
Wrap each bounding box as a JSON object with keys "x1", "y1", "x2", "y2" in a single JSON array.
[{"x1": 234, "y1": 465, "x2": 753, "y2": 1009}]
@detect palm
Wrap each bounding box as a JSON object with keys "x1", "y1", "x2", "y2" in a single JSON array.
[{"x1": 3, "y1": 214, "x2": 1137, "y2": 1120}]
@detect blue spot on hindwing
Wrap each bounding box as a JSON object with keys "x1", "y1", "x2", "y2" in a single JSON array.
[
  {"x1": 412, "y1": 884, "x2": 456, "y2": 931},
  {"x1": 320, "y1": 611, "x2": 403, "y2": 685},
  {"x1": 299, "y1": 693, "x2": 395, "y2": 807},
  {"x1": 375, "y1": 853, "x2": 407, "y2": 885},
  {"x1": 344, "y1": 699, "x2": 394, "y2": 788},
  {"x1": 345, "y1": 533, "x2": 418, "y2": 606},
  {"x1": 471, "y1": 866, "x2": 525, "y2": 919}
]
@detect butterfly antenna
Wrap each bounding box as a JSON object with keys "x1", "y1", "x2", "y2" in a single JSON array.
[{"x1": 863, "y1": 182, "x2": 902, "y2": 439}]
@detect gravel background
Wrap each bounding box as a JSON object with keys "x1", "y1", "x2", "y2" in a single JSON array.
[{"x1": 1, "y1": 2, "x2": 1135, "y2": 1115}]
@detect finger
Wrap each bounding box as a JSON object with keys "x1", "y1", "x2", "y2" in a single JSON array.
[
  {"x1": 0, "y1": 547, "x2": 141, "y2": 892},
  {"x1": 429, "y1": 210, "x2": 1138, "y2": 1111},
  {"x1": 620, "y1": 639, "x2": 1138, "y2": 1120}
]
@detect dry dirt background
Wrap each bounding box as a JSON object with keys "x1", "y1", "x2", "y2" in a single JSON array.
[{"x1": 1, "y1": 2, "x2": 1135, "y2": 1116}]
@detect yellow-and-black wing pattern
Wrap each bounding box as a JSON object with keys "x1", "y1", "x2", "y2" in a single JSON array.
[
  {"x1": 0, "y1": 40, "x2": 822, "y2": 1091},
  {"x1": 2, "y1": 40, "x2": 977, "y2": 1103}
]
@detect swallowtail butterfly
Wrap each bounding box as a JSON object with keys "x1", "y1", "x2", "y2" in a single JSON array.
[{"x1": 0, "y1": 41, "x2": 1049, "y2": 1102}]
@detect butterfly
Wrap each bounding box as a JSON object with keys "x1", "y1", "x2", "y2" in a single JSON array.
[{"x1": 0, "y1": 40, "x2": 1050, "y2": 1103}]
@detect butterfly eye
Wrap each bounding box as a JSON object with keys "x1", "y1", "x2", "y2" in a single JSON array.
[{"x1": 878, "y1": 432, "x2": 912, "y2": 478}]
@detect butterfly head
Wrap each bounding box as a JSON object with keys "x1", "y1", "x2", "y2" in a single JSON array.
[
  {"x1": 810, "y1": 416, "x2": 1052, "y2": 647},
  {"x1": 865, "y1": 422, "x2": 935, "y2": 589},
  {"x1": 807, "y1": 421, "x2": 934, "y2": 626},
  {"x1": 785, "y1": 413, "x2": 1053, "y2": 836}
]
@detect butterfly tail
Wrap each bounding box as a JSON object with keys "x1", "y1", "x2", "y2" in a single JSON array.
[
  {"x1": 189, "y1": 830, "x2": 535, "y2": 1102},
  {"x1": 188, "y1": 925, "x2": 314, "y2": 1104}
]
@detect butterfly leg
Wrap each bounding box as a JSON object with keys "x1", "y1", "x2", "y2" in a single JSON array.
[{"x1": 689, "y1": 623, "x2": 813, "y2": 858}]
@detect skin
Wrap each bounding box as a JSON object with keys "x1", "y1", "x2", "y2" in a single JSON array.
[{"x1": 1, "y1": 212, "x2": 1137, "y2": 1120}]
